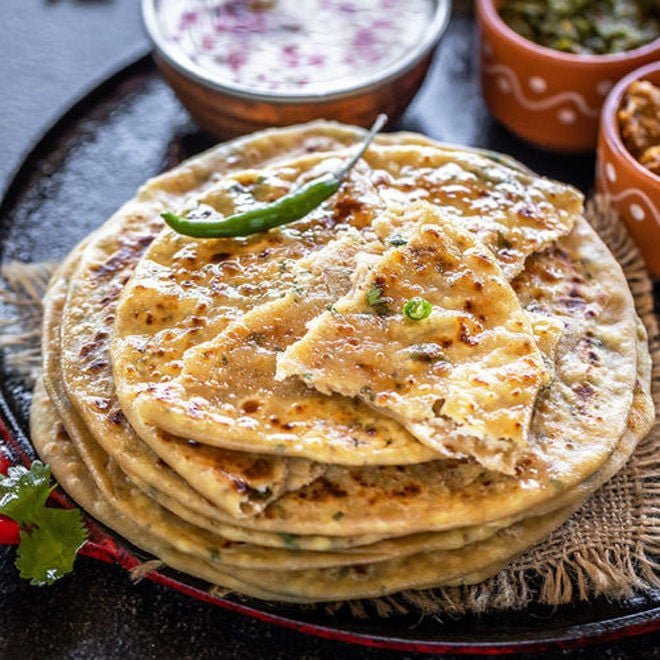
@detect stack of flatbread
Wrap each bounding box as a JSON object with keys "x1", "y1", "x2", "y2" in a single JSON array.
[{"x1": 32, "y1": 122, "x2": 655, "y2": 603}]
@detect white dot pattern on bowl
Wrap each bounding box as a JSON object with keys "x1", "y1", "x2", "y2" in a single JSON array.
[
  {"x1": 630, "y1": 203, "x2": 646, "y2": 221},
  {"x1": 597, "y1": 80, "x2": 613, "y2": 96},
  {"x1": 557, "y1": 108, "x2": 577, "y2": 124},
  {"x1": 606, "y1": 162, "x2": 617, "y2": 183},
  {"x1": 529, "y1": 76, "x2": 546, "y2": 93},
  {"x1": 497, "y1": 76, "x2": 511, "y2": 93}
]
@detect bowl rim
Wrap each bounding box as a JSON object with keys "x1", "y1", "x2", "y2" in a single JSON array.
[
  {"x1": 477, "y1": 0, "x2": 660, "y2": 65},
  {"x1": 142, "y1": 0, "x2": 451, "y2": 103},
  {"x1": 600, "y1": 60, "x2": 660, "y2": 187}
]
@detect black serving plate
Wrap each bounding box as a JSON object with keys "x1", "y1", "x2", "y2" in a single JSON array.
[{"x1": 1, "y1": 11, "x2": 658, "y2": 654}]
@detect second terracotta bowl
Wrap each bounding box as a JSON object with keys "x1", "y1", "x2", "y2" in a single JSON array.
[
  {"x1": 477, "y1": 0, "x2": 660, "y2": 152},
  {"x1": 596, "y1": 61, "x2": 660, "y2": 276}
]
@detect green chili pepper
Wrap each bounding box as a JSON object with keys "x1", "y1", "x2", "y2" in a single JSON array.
[
  {"x1": 161, "y1": 114, "x2": 388, "y2": 239},
  {"x1": 403, "y1": 297, "x2": 433, "y2": 321}
]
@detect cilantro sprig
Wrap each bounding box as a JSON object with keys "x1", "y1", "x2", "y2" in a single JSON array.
[{"x1": 0, "y1": 461, "x2": 87, "y2": 586}]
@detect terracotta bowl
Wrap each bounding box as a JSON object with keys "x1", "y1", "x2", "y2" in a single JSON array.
[
  {"x1": 596, "y1": 61, "x2": 660, "y2": 276},
  {"x1": 476, "y1": 0, "x2": 660, "y2": 153},
  {"x1": 142, "y1": 0, "x2": 451, "y2": 140}
]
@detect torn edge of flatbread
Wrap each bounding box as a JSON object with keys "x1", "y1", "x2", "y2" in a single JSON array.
[{"x1": 277, "y1": 202, "x2": 557, "y2": 474}]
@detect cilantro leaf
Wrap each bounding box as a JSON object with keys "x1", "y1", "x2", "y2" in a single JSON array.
[
  {"x1": 366, "y1": 283, "x2": 387, "y2": 307},
  {"x1": 0, "y1": 461, "x2": 53, "y2": 521},
  {"x1": 386, "y1": 233, "x2": 408, "y2": 247},
  {"x1": 16, "y1": 508, "x2": 87, "y2": 586},
  {"x1": 366, "y1": 283, "x2": 393, "y2": 317},
  {"x1": 0, "y1": 462, "x2": 87, "y2": 586}
]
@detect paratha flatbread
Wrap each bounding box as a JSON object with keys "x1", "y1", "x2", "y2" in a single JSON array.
[
  {"x1": 31, "y1": 366, "x2": 652, "y2": 601},
  {"x1": 28, "y1": 120, "x2": 652, "y2": 604}
]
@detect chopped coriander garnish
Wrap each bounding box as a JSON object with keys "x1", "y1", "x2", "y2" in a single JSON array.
[
  {"x1": 403, "y1": 297, "x2": 433, "y2": 321},
  {"x1": 249, "y1": 486, "x2": 273, "y2": 501},
  {"x1": 332, "y1": 511, "x2": 345, "y2": 521},
  {"x1": 360, "y1": 385, "x2": 376, "y2": 402},
  {"x1": 291, "y1": 284, "x2": 306, "y2": 299},
  {"x1": 386, "y1": 233, "x2": 408, "y2": 247},
  {"x1": 366, "y1": 283, "x2": 387, "y2": 307},
  {"x1": 278, "y1": 532, "x2": 299, "y2": 549},
  {"x1": 0, "y1": 462, "x2": 87, "y2": 586},
  {"x1": 366, "y1": 283, "x2": 391, "y2": 315}
]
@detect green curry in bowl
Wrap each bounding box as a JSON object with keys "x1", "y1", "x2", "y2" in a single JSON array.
[{"x1": 499, "y1": 0, "x2": 659, "y2": 55}]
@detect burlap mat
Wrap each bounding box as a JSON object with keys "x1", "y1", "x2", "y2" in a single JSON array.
[{"x1": 1, "y1": 195, "x2": 658, "y2": 617}]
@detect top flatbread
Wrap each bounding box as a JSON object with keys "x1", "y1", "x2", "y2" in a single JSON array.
[{"x1": 122, "y1": 138, "x2": 582, "y2": 466}]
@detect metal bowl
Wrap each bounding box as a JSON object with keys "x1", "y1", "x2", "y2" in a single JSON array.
[{"x1": 142, "y1": 0, "x2": 451, "y2": 139}]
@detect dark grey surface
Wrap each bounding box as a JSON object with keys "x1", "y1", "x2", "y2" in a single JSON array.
[
  {"x1": 0, "y1": 2, "x2": 658, "y2": 659},
  {"x1": 0, "y1": 0, "x2": 146, "y2": 200}
]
